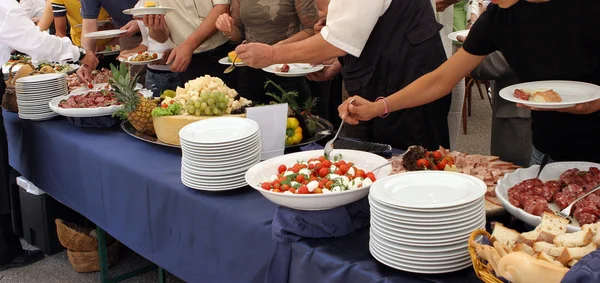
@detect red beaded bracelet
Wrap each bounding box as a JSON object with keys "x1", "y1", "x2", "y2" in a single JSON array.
[{"x1": 376, "y1": 97, "x2": 390, "y2": 118}]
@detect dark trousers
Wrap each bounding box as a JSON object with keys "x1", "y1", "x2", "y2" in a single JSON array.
[
  {"x1": 180, "y1": 43, "x2": 239, "y2": 90},
  {"x1": 237, "y1": 67, "x2": 311, "y2": 106},
  {"x1": 0, "y1": 79, "x2": 22, "y2": 264}
]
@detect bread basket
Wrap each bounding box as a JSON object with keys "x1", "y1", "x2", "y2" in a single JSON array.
[{"x1": 468, "y1": 229, "x2": 504, "y2": 283}]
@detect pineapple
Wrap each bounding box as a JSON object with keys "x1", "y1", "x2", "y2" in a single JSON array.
[{"x1": 110, "y1": 63, "x2": 158, "y2": 135}]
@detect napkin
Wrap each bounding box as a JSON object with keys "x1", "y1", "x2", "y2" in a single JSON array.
[
  {"x1": 562, "y1": 249, "x2": 600, "y2": 283},
  {"x1": 265, "y1": 198, "x2": 371, "y2": 283},
  {"x1": 246, "y1": 104, "x2": 288, "y2": 160}
]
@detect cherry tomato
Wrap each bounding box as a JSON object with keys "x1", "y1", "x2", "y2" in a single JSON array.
[
  {"x1": 310, "y1": 176, "x2": 319, "y2": 181},
  {"x1": 288, "y1": 188, "x2": 296, "y2": 193},
  {"x1": 296, "y1": 174, "x2": 305, "y2": 183},
  {"x1": 308, "y1": 163, "x2": 315, "y2": 170},
  {"x1": 355, "y1": 169, "x2": 366, "y2": 178},
  {"x1": 366, "y1": 172, "x2": 376, "y2": 182},
  {"x1": 161, "y1": 104, "x2": 168, "y2": 108},
  {"x1": 318, "y1": 156, "x2": 327, "y2": 162},
  {"x1": 347, "y1": 162, "x2": 354, "y2": 167},
  {"x1": 261, "y1": 183, "x2": 271, "y2": 190},
  {"x1": 314, "y1": 164, "x2": 322, "y2": 172},
  {"x1": 273, "y1": 188, "x2": 282, "y2": 193},
  {"x1": 291, "y1": 167, "x2": 300, "y2": 173},
  {"x1": 444, "y1": 156, "x2": 455, "y2": 163},
  {"x1": 302, "y1": 180, "x2": 309, "y2": 185},
  {"x1": 321, "y1": 160, "x2": 332, "y2": 169},
  {"x1": 297, "y1": 186, "x2": 309, "y2": 194},
  {"x1": 339, "y1": 164, "x2": 349, "y2": 174},
  {"x1": 273, "y1": 183, "x2": 281, "y2": 191},
  {"x1": 325, "y1": 180, "x2": 334, "y2": 189},
  {"x1": 433, "y1": 151, "x2": 443, "y2": 159},
  {"x1": 278, "y1": 177, "x2": 287, "y2": 183},
  {"x1": 282, "y1": 184, "x2": 290, "y2": 191},
  {"x1": 416, "y1": 159, "x2": 430, "y2": 169},
  {"x1": 313, "y1": 188, "x2": 323, "y2": 194},
  {"x1": 278, "y1": 165, "x2": 287, "y2": 174},
  {"x1": 300, "y1": 164, "x2": 308, "y2": 169},
  {"x1": 437, "y1": 160, "x2": 448, "y2": 170},
  {"x1": 318, "y1": 167, "x2": 329, "y2": 178},
  {"x1": 335, "y1": 169, "x2": 343, "y2": 175},
  {"x1": 337, "y1": 160, "x2": 346, "y2": 166}
]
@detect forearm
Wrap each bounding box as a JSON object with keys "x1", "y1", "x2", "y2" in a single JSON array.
[
  {"x1": 124, "y1": 44, "x2": 148, "y2": 54},
  {"x1": 182, "y1": 4, "x2": 228, "y2": 51},
  {"x1": 149, "y1": 27, "x2": 169, "y2": 43},
  {"x1": 272, "y1": 34, "x2": 346, "y2": 66},
  {"x1": 81, "y1": 19, "x2": 98, "y2": 52},
  {"x1": 276, "y1": 29, "x2": 313, "y2": 45}
]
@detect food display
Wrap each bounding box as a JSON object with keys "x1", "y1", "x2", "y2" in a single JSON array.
[
  {"x1": 66, "y1": 68, "x2": 112, "y2": 92},
  {"x1": 392, "y1": 145, "x2": 520, "y2": 209},
  {"x1": 4, "y1": 54, "x2": 31, "y2": 65},
  {"x1": 508, "y1": 167, "x2": 600, "y2": 225},
  {"x1": 58, "y1": 90, "x2": 121, "y2": 109},
  {"x1": 260, "y1": 155, "x2": 376, "y2": 194},
  {"x1": 172, "y1": 75, "x2": 251, "y2": 116},
  {"x1": 127, "y1": 51, "x2": 158, "y2": 62},
  {"x1": 514, "y1": 89, "x2": 562, "y2": 102},
  {"x1": 470, "y1": 212, "x2": 600, "y2": 283},
  {"x1": 275, "y1": 64, "x2": 290, "y2": 73},
  {"x1": 36, "y1": 62, "x2": 78, "y2": 74}
]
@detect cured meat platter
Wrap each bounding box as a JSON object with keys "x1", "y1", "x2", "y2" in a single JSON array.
[{"x1": 390, "y1": 146, "x2": 521, "y2": 216}]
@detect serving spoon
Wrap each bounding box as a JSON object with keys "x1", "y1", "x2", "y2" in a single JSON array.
[{"x1": 324, "y1": 98, "x2": 355, "y2": 159}]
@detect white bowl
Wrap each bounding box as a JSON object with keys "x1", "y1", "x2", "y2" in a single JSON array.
[
  {"x1": 496, "y1": 161, "x2": 600, "y2": 232},
  {"x1": 245, "y1": 149, "x2": 391, "y2": 210}
]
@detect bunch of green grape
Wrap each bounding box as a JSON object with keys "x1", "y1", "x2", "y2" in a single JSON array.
[{"x1": 184, "y1": 90, "x2": 230, "y2": 116}]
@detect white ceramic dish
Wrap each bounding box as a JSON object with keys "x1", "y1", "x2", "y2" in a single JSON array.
[
  {"x1": 496, "y1": 162, "x2": 600, "y2": 232},
  {"x1": 245, "y1": 149, "x2": 391, "y2": 210},
  {"x1": 262, "y1": 63, "x2": 323, "y2": 77},
  {"x1": 84, "y1": 29, "x2": 127, "y2": 39},
  {"x1": 124, "y1": 7, "x2": 175, "y2": 16},
  {"x1": 180, "y1": 132, "x2": 260, "y2": 149},
  {"x1": 218, "y1": 57, "x2": 247, "y2": 67},
  {"x1": 448, "y1": 29, "x2": 469, "y2": 41},
  {"x1": 179, "y1": 117, "x2": 259, "y2": 144},
  {"x1": 499, "y1": 80, "x2": 600, "y2": 109},
  {"x1": 48, "y1": 94, "x2": 123, "y2": 118},
  {"x1": 15, "y1": 73, "x2": 66, "y2": 83}
]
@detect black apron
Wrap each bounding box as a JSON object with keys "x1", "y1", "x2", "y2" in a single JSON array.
[
  {"x1": 340, "y1": 0, "x2": 451, "y2": 150},
  {"x1": 0, "y1": 78, "x2": 8, "y2": 215}
]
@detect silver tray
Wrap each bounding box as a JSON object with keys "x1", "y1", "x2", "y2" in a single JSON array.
[{"x1": 120, "y1": 116, "x2": 333, "y2": 149}]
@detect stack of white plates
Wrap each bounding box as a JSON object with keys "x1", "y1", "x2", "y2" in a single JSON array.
[
  {"x1": 179, "y1": 117, "x2": 261, "y2": 191},
  {"x1": 15, "y1": 73, "x2": 66, "y2": 120},
  {"x1": 369, "y1": 171, "x2": 487, "y2": 274}
]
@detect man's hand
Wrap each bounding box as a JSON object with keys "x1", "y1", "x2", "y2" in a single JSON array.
[
  {"x1": 80, "y1": 51, "x2": 99, "y2": 71},
  {"x1": 235, "y1": 43, "x2": 274, "y2": 69},
  {"x1": 457, "y1": 35, "x2": 467, "y2": 43},
  {"x1": 517, "y1": 99, "x2": 600, "y2": 115},
  {"x1": 167, "y1": 45, "x2": 194, "y2": 72},
  {"x1": 313, "y1": 18, "x2": 326, "y2": 34},
  {"x1": 118, "y1": 50, "x2": 131, "y2": 61},
  {"x1": 436, "y1": 0, "x2": 460, "y2": 12},
  {"x1": 215, "y1": 13, "x2": 235, "y2": 37},
  {"x1": 120, "y1": 20, "x2": 140, "y2": 36},
  {"x1": 142, "y1": 15, "x2": 166, "y2": 31},
  {"x1": 306, "y1": 58, "x2": 341, "y2": 82},
  {"x1": 76, "y1": 66, "x2": 93, "y2": 83}
]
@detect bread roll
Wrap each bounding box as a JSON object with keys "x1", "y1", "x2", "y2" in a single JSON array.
[{"x1": 496, "y1": 252, "x2": 568, "y2": 283}]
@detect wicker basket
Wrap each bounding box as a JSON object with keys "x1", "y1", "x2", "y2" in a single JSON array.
[
  {"x1": 468, "y1": 229, "x2": 504, "y2": 283},
  {"x1": 55, "y1": 219, "x2": 98, "y2": 252},
  {"x1": 2, "y1": 61, "x2": 37, "y2": 113},
  {"x1": 67, "y1": 240, "x2": 121, "y2": 273}
]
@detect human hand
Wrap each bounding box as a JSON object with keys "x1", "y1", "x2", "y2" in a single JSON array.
[
  {"x1": 117, "y1": 50, "x2": 131, "y2": 61},
  {"x1": 142, "y1": 15, "x2": 166, "y2": 31},
  {"x1": 215, "y1": 13, "x2": 235, "y2": 37},
  {"x1": 235, "y1": 43, "x2": 274, "y2": 69},
  {"x1": 313, "y1": 18, "x2": 326, "y2": 33},
  {"x1": 76, "y1": 66, "x2": 94, "y2": 83},
  {"x1": 79, "y1": 51, "x2": 99, "y2": 70},
  {"x1": 338, "y1": 96, "x2": 385, "y2": 125},
  {"x1": 167, "y1": 45, "x2": 193, "y2": 72},
  {"x1": 306, "y1": 58, "x2": 341, "y2": 82},
  {"x1": 517, "y1": 99, "x2": 600, "y2": 115},
  {"x1": 457, "y1": 35, "x2": 467, "y2": 43},
  {"x1": 120, "y1": 20, "x2": 140, "y2": 36}
]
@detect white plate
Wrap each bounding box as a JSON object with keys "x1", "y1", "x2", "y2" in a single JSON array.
[
  {"x1": 181, "y1": 174, "x2": 246, "y2": 185},
  {"x1": 84, "y1": 29, "x2": 127, "y2": 39},
  {"x1": 372, "y1": 214, "x2": 485, "y2": 236},
  {"x1": 218, "y1": 57, "x2": 247, "y2": 67},
  {"x1": 370, "y1": 240, "x2": 473, "y2": 262},
  {"x1": 181, "y1": 139, "x2": 261, "y2": 157},
  {"x1": 370, "y1": 243, "x2": 472, "y2": 266},
  {"x1": 262, "y1": 63, "x2": 324, "y2": 77},
  {"x1": 15, "y1": 73, "x2": 66, "y2": 83},
  {"x1": 124, "y1": 58, "x2": 161, "y2": 65},
  {"x1": 370, "y1": 171, "x2": 486, "y2": 209},
  {"x1": 182, "y1": 177, "x2": 247, "y2": 191},
  {"x1": 180, "y1": 132, "x2": 260, "y2": 149},
  {"x1": 499, "y1": 80, "x2": 600, "y2": 109},
  {"x1": 371, "y1": 225, "x2": 477, "y2": 246},
  {"x1": 245, "y1": 149, "x2": 392, "y2": 210},
  {"x1": 179, "y1": 117, "x2": 259, "y2": 144},
  {"x1": 369, "y1": 196, "x2": 484, "y2": 219},
  {"x1": 370, "y1": 243, "x2": 473, "y2": 274},
  {"x1": 371, "y1": 232, "x2": 470, "y2": 254},
  {"x1": 182, "y1": 149, "x2": 261, "y2": 168},
  {"x1": 448, "y1": 29, "x2": 469, "y2": 42},
  {"x1": 124, "y1": 7, "x2": 175, "y2": 16},
  {"x1": 48, "y1": 95, "x2": 124, "y2": 118},
  {"x1": 182, "y1": 155, "x2": 260, "y2": 174},
  {"x1": 496, "y1": 162, "x2": 600, "y2": 232},
  {"x1": 96, "y1": 49, "x2": 120, "y2": 55},
  {"x1": 371, "y1": 206, "x2": 485, "y2": 231}
]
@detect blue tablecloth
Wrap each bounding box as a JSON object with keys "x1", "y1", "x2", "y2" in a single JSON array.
[{"x1": 3, "y1": 110, "x2": 481, "y2": 283}]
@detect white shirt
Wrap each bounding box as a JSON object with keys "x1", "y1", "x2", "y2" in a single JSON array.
[
  {"x1": 0, "y1": 0, "x2": 79, "y2": 65},
  {"x1": 135, "y1": 1, "x2": 171, "y2": 71},
  {"x1": 321, "y1": 0, "x2": 392, "y2": 57},
  {"x1": 20, "y1": 0, "x2": 46, "y2": 20}
]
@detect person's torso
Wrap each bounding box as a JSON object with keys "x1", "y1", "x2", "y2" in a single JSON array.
[
  {"x1": 158, "y1": 0, "x2": 228, "y2": 53},
  {"x1": 484, "y1": 1, "x2": 600, "y2": 162},
  {"x1": 240, "y1": 0, "x2": 306, "y2": 45},
  {"x1": 97, "y1": 0, "x2": 137, "y2": 28},
  {"x1": 453, "y1": 0, "x2": 468, "y2": 31},
  {"x1": 59, "y1": 0, "x2": 110, "y2": 46}
]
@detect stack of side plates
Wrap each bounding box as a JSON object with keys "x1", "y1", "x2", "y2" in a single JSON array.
[
  {"x1": 15, "y1": 73, "x2": 66, "y2": 120},
  {"x1": 369, "y1": 171, "x2": 487, "y2": 274},
  {"x1": 179, "y1": 117, "x2": 261, "y2": 191}
]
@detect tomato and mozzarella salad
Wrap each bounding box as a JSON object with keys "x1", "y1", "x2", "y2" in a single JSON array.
[{"x1": 260, "y1": 155, "x2": 376, "y2": 194}]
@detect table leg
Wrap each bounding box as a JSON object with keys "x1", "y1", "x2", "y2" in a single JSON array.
[{"x1": 96, "y1": 225, "x2": 159, "y2": 283}]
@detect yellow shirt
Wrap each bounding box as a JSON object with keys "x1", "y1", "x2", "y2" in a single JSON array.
[{"x1": 51, "y1": 0, "x2": 111, "y2": 47}]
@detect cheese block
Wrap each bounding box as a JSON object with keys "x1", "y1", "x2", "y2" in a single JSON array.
[
  {"x1": 153, "y1": 114, "x2": 246, "y2": 145},
  {"x1": 228, "y1": 51, "x2": 243, "y2": 63}
]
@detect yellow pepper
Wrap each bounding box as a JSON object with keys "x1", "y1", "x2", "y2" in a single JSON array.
[{"x1": 285, "y1": 117, "x2": 303, "y2": 146}]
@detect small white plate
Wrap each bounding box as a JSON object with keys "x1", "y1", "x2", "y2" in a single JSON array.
[
  {"x1": 262, "y1": 63, "x2": 323, "y2": 77},
  {"x1": 448, "y1": 29, "x2": 469, "y2": 42},
  {"x1": 218, "y1": 57, "x2": 247, "y2": 67},
  {"x1": 179, "y1": 117, "x2": 259, "y2": 144},
  {"x1": 182, "y1": 147, "x2": 261, "y2": 167},
  {"x1": 499, "y1": 80, "x2": 600, "y2": 109},
  {"x1": 180, "y1": 132, "x2": 260, "y2": 149},
  {"x1": 181, "y1": 139, "x2": 261, "y2": 156},
  {"x1": 369, "y1": 196, "x2": 484, "y2": 219},
  {"x1": 123, "y1": 58, "x2": 161, "y2": 65},
  {"x1": 124, "y1": 7, "x2": 175, "y2": 16},
  {"x1": 96, "y1": 49, "x2": 120, "y2": 56},
  {"x1": 84, "y1": 29, "x2": 127, "y2": 39},
  {"x1": 15, "y1": 73, "x2": 66, "y2": 83},
  {"x1": 370, "y1": 171, "x2": 487, "y2": 209}
]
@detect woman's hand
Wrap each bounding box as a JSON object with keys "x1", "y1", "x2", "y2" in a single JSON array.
[
  {"x1": 517, "y1": 99, "x2": 600, "y2": 115},
  {"x1": 216, "y1": 13, "x2": 235, "y2": 37},
  {"x1": 306, "y1": 58, "x2": 341, "y2": 82},
  {"x1": 313, "y1": 18, "x2": 326, "y2": 33},
  {"x1": 117, "y1": 50, "x2": 131, "y2": 61},
  {"x1": 120, "y1": 20, "x2": 140, "y2": 36},
  {"x1": 338, "y1": 96, "x2": 385, "y2": 125}
]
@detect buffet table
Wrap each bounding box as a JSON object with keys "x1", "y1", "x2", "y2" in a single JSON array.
[{"x1": 3, "y1": 110, "x2": 482, "y2": 283}]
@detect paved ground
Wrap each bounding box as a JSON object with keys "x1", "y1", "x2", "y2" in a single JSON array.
[{"x1": 0, "y1": 91, "x2": 493, "y2": 283}]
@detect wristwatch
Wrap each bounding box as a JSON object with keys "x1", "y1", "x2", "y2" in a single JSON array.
[{"x1": 78, "y1": 47, "x2": 87, "y2": 61}]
